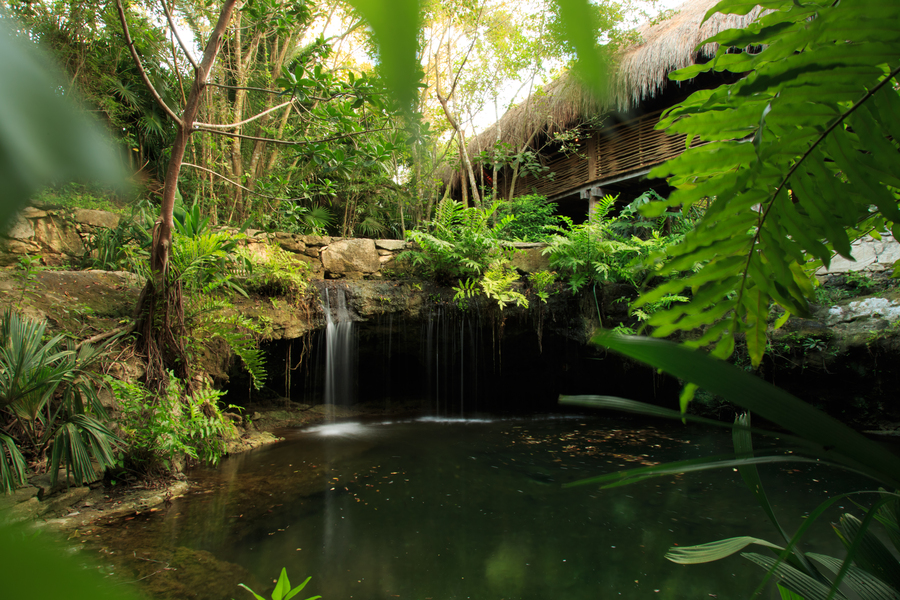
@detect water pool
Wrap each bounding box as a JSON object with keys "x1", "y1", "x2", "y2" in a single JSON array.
[{"x1": 91, "y1": 415, "x2": 869, "y2": 599}]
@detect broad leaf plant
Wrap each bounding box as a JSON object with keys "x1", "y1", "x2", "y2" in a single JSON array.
[{"x1": 635, "y1": 0, "x2": 900, "y2": 389}]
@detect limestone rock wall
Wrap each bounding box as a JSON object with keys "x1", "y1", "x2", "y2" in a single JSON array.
[
  {"x1": 1, "y1": 207, "x2": 552, "y2": 278},
  {"x1": 0, "y1": 206, "x2": 120, "y2": 266},
  {"x1": 816, "y1": 234, "x2": 900, "y2": 275}
]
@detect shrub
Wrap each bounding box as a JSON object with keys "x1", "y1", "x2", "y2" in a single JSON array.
[
  {"x1": 0, "y1": 309, "x2": 118, "y2": 492},
  {"x1": 543, "y1": 194, "x2": 679, "y2": 293},
  {"x1": 402, "y1": 198, "x2": 516, "y2": 284},
  {"x1": 240, "y1": 244, "x2": 314, "y2": 306},
  {"x1": 493, "y1": 194, "x2": 562, "y2": 242},
  {"x1": 109, "y1": 372, "x2": 237, "y2": 475}
]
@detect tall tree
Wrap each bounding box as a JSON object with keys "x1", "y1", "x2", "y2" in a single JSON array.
[{"x1": 116, "y1": 0, "x2": 240, "y2": 392}]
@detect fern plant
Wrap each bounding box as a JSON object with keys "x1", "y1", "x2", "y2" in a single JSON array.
[
  {"x1": 635, "y1": 0, "x2": 900, "y2": 372},
  {"x1": 185, "y1": 297, "x2": 269, "y2": 390},
  {"x1": 110, "y1": 372, "x2": 237, "y2": 474},
  {"x1": 239, "y1": 244, "x2": 313, "y2": 307},
  {"x1": 480, "y1": 260, "x2": 529, "y2": 310},
  {"x1": 403, "y1": 198, "x2": 517, "y2": 283},
  {"x1": 543, "y1": 195, "x2": 661, "y2": 292}
]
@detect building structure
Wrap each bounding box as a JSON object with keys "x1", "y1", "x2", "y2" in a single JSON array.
[{"x1": 443, "y1": 0, "x2": 764, "y2": 221}]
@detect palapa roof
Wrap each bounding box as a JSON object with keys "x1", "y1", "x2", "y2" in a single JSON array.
[{"x1": 453, "y1": 0, "x2": 764, "y2": 164}]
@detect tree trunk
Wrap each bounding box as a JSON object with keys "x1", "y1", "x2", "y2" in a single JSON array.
[{"x1": 130, "y1": 0, "x2": 241, "y2": 394}]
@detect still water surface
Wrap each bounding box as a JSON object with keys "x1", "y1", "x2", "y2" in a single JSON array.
[{"x1": 94, "y1": 415, "x2": 870, "y2": 599}]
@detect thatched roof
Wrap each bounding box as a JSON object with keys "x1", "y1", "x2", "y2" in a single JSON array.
[{"x1": 457, "y1": 0, "x2": 764, "y2": 160}]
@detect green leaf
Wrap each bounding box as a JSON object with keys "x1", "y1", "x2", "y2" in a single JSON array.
[
  {"x1": 272, "y1": 567, "x2": 289, "y2": 600},
  {"x1": 342, "y1": 0, "x2": 420, "y2": 109},
  {"x1": 0, "y1": 20, "x2": 122, "y2": 232},
  {"x1": 0, "y1": 522, "x2": 143, "y2": 600},
  {"x1": 666, "y1": 536, "x2": 784, "y2": 565},
  {"x1": 743, "y1": 552, "x2": 849, "y2": 600},
  {"x1": 0, "y1": 433, "x2": 27, "y2": 493},
  {"x1": 741, "y1": 286, "x2": 768, "y2": 367},
  {"x1": 835, "y1": 513, "x2": 900, "y2": 592},
  {"x1": 550, "y1": 0, "x2": 609, "y2": 98},
  {"x1": 806, "y1": 553, "x2": 900, "y2": 600},
  {"x1": 283, "y1": 576, "x2": 315, "y2": 600},
  {"x1": 778, "y1": 583, "x2": 809, "y2": 600},
  {"x1": 590, "y1": 333, "x2": 900, "y2": 488},
  {"x1": 237, "y1": 583, "x2": 267, "y2": 600}
]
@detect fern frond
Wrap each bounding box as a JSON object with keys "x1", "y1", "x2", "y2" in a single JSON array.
[{"x1": 641, "y1": 0, "x2": 900, "y2": 368}]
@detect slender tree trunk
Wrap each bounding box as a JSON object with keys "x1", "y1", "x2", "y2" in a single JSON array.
[
  {"x1": 125, "y1": 0, "x2": 240, "y2": 394},
  {"x1": 506, "y1": 129, "x2": 539, "y2": 202},
  {"x1": 246, "y1": 33, "x2": 295, "y2": 190},
  {"x1": 491, "y1": 95, "x2": 500, "y2": 203},
  {"x1": 438, "y1": 92, "x2": 480, "y2": 208}
]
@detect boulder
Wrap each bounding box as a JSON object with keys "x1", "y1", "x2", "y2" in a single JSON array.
[
  {"x1": 275, "y1": 233, "x2": 307, "y2": 253},
  {"x1": 375, "y1": 239, "x2": 406, "y2": 251},
  {"x1": 509, "y1": 245, "x2": 550, "y2": 273},
  {"x1": 0, "y1": 239, "x2": 41, "y2": 264},
  {"x1": 32, "y1": 218, "x2": 84, "y2": 256},
  {"x1": 818, "y1": 234, "x2": 900, "y2": 274},
  {"x1": 21, "y1": 207, "x2": 48, "y2": 219},
  {"x1": 301, "y1": 234, "x2": 333, "y2": 246},
  {"x1": 825, "y1": 297, "x2": 900, "y2": 326},
  {"x1": 321, "y1": 238, "x2": 380, "y2": 275},
  {"x1": 3, "y1": 215, "x2": 34, "y2": 240},
  {"x1": 72, "y1": 209, "x2": 120, "y2": 230}
]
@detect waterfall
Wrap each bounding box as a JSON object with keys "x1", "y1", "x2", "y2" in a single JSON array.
[
  {"x1": 421, "y1": 306, "x2": 486, "y2": 416},
  {"x1": 323, "y1": 286, "x2": 356, "y2": 407}
]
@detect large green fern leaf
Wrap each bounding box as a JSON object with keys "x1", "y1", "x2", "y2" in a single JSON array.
[{"x1": 638, "y1": 0, "x2": 900, "y2": 371}]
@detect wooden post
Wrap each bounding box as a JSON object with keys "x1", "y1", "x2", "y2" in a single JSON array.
[{"x1": 580, "y1": 186, "x2": 606, "y2": 222}]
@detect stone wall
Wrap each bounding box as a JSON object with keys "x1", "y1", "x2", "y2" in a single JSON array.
[
  {"x1": 0, "y1": 206, "x2": 120, "y2": 266},
  {"x1": 0, "y1": 207, "x2": 551, "y2": 277}
]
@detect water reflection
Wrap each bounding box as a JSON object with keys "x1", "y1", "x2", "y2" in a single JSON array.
[{"x1": 92, "y1": 416, "x2": 870, "y2": 600}]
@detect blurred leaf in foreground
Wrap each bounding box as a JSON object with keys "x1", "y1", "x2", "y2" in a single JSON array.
[{"x1": 0, "y1": 15, "x2": 123, "y2": 232}]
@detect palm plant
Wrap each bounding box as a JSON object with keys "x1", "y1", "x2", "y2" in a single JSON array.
[{"x1": 0, "y1": 309, "x2": 119, "y2": 492}]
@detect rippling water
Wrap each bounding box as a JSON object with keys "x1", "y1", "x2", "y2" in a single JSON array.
[{"x1": 91, "y1": 415, "x2": 871, "y2": 600}]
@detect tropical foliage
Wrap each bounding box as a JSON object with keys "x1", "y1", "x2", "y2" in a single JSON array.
[
  {"x1": 492, "y1": 193, "x2": 564, "y2": 242},
  {"x1": 236, "y1": 567, "x2": 321, "y2": 600},
  {"x1": 665, "y1": 414, "x2": 900, "y2": 600},
  {"x1": 403, "y1": 198, "x2": 518, "y2": 284},
  {"x1": 108, "y1": 372, "x2": 236, "y2": 475},
  {"x1": 563, "y1": 331, "x2": 900, "y2": 598},
  {"x1": 0, "y1": 309, "x2": 118, "y2": 492},
  {"x1": 634, "y1": 0, "x2": 900, "y2": 370},
  {"x1": 543, "y1": 194, "x2": 684, "y2": 294}
]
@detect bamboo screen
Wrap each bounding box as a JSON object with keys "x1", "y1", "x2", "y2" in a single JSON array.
[
  {"x1": 592, "y1": 109, "x2": 703, "y2": 181},
  {"x1": 501, "y1": 109, "x2": 703, "y2": 198},
  {"x1": 512, "y1": 141, "x2": 590, "y2": 197}
]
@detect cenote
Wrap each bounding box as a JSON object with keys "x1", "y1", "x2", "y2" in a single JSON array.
[
  {"x1": 83, "y1": 286, "x2": 885, "y2": 600},
  {"x1": 92, "y1": 414, "x2": 870, "y2": 600}
]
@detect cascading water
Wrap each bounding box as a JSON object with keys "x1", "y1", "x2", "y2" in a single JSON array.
[
  {"x1": 323, "y1": 285, "x2": 356, "y2": 407},
  {"x1": 421, "y1": 305, "x2": 486, "y2": 415}
]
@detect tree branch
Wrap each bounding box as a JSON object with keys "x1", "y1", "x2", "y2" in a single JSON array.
[
  {"x1": 192, "y1": 126, "x2": 392, "y2": 145},
  {"x1": 160, "y1": 0, "x2": 199, "y2": 71},
  {"x1": 114, "y1": 0, "x2": 182, "y2": 126},
  {"x1": 182, "y1": 162, "x2": 295, "y2": 201},
  {"x1": 195, "y1": 99, "x2": 293, "y2": 130},
  {"x1": 76, "y1": 323, "x2": 134, "y2": 350},
  {"x1": 205, "y1": 82, "x2": 283, "y2": 95}
]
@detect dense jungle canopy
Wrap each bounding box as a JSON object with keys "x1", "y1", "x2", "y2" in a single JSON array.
[{"x1": 0, "y1": 0, "x2": 658, "y2": 237}]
